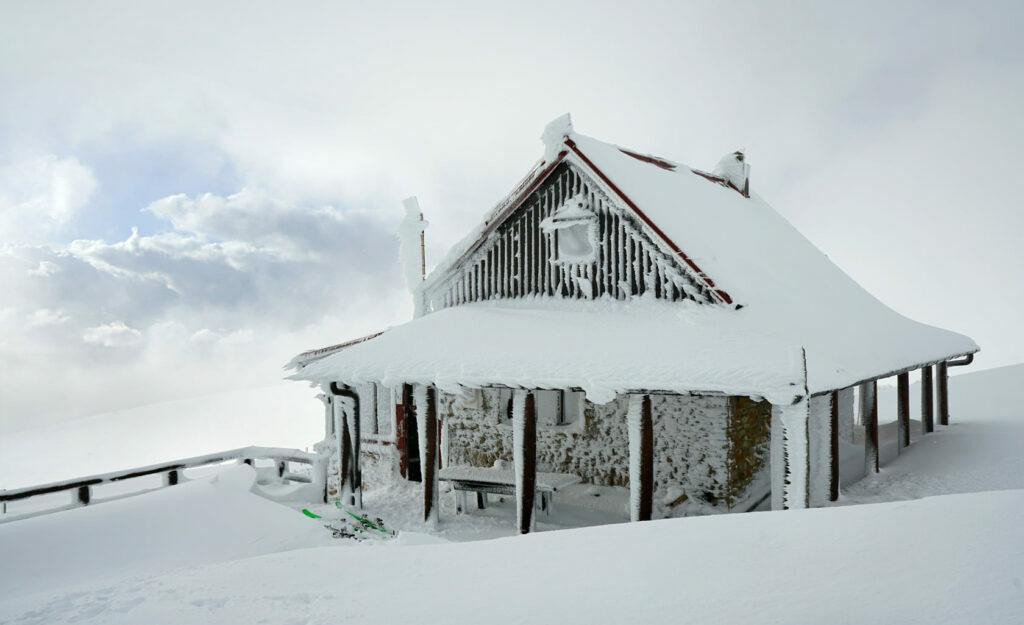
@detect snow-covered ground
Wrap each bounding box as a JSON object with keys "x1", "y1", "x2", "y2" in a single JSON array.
[{"x1": 2, "y1": 365, "x2": 1023, "y2": 624}]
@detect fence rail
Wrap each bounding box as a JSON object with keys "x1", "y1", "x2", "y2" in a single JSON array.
[{"x1": 0, "y1": 445, "x2": 326, "y2": 521}]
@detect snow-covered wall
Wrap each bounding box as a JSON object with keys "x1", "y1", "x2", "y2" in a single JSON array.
[{"x1": 441, "y1": 390, "x2": 765, "y2": 515}]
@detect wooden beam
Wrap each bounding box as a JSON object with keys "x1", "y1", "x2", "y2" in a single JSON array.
[
  {"x1": 421, "y1": 386, "x2": 438, "y2": 523},
  {"x1": 897, "y1": 372, "x2": 910, "y2": 449},
  {"x1": 628, "y1": 394, "x2": 655, "y2": 522},
  {"x1": 781, "y1": 397, "x2": 810, "y2": 509},
  {"x1": 921, "y1": 366, "x2": 934, "y2": 434},
  {"x1": 829, "y1": 390, "x2": 840, "y2": 502},
  {"x1": 861, "y1": 381, "x2": 879, "y2": 474},
  {"x1": 937, "y1": 361, "x2": 950, "y2": 426},
  {"x1": 513, "y1": 390, "x2": 537, "y2": 534}
]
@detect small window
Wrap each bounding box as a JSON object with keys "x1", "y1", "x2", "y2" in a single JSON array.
[
  {"x1": 541, "y1": 196, "x2": 597, "y2": 264},
  {"x1": 496, "y1": 388, "x2": 581, "y2": 427}
]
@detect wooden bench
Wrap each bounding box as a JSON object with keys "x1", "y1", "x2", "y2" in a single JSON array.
[{"x1": 438, "y1": 466, "x2": 580, "y2": 516}]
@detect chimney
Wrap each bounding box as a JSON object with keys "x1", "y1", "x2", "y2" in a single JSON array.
[{"x1": 712, "y1": 151, "x2": 750, "y2": 197}]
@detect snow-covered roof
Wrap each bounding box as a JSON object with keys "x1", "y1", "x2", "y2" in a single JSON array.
[{"x1": 290, "y1": 120, "x2": 977, "y2": 404}]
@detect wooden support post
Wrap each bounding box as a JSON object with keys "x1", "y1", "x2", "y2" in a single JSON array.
[
  {"x1": 76, "y1": 485, "x2": 90, "y2": 506},
  {"x1": 897, "y1": 373, "x2": 910, "y2": 449},
  {"x1": 476, "y1": 492, "x2": 487, "y2": 510},
  {"x1": 276, "y1": 460, "x2": 287, "y2": 480},
  {"x1": 783, "y1": 397, "x2": 811, "y2": 509},
  {"x1": 770, "y1": 405, "x2": 785, "y2": 511},
  {"x1": 921, "y1": 366, "x2": 934, "y2": 434},
  {"x1": 513, "y1": 390, "x2": 537, "y2": 534},
  {"x1": 398, "y1": 383, "x2": 413, "y2": 479},
  {"x1": 627, "y1": 394, "x2": 654, "y2": 521},
  {"x1": 420, "y1": 386, "x2": 438, "y2": 523},
  {"x1": 862, "y1": 380, "x2": 879, "y2": 474},
  {"x1": 164, "y1": 470, "x2": 180, "y2": 487},
  {"x1": 829, "y1": 390, "x2": 840, "y2": 502},
  {"x1": 937, "y1": 361, "x2": 950, "y2": 426}
]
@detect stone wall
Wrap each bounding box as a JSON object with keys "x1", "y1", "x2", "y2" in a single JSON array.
[{"x1": 441, "y1": 389, "x2": 740, "y2": 512}]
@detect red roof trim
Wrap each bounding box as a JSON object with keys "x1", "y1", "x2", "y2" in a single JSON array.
[{"x1": 565, "y1": 138, "x2": 734, "y2": 305}]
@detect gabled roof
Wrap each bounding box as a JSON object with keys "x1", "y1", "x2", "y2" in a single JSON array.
[{"x1": 290, "y1": 122, "x2": 978, "y2": 402}]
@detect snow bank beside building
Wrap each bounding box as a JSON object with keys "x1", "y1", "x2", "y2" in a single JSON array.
[{"x1": 2, "y1": 487, "x2": 1021, "y2": 624}]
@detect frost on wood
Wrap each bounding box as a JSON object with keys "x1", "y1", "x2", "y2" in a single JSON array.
[
  {"x1": 781, "y1": 398, "x2": 810, "y2": 509},
  {"x1": 807, "y1": 394, "x2": 832, "y2": 507},
  {"x1": 540, "y1": 112, "x2": 573, "y2": 163},
  {"x1": 837, "y1": 386, "x2": 855, "y2": 443},
  {"x1": 413, "y1": 384, "x2": 438, "y2": 524},
  {"x1": 511, "y1": 390, "x2": 536, "y2": 533},
  {"x1": 398, "y1": 197, "x2": 427, "y2": 317},
  {"x1": 770, "y1": 405, "x2": 785, "y2": 510},
  {"x1": 627, "y1": 394, "x2": 648, "y2": 521}
]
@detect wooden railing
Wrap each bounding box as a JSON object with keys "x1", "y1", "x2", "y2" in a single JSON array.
[{"x1": 0, "y1": 446, "x2": 326, "y2": 522}]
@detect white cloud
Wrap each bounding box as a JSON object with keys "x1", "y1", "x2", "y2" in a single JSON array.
[
  {"x1": 83, "y1": 321, "x2": 142, "y2": 347},
  {"x1": 27, "y1": 260, "x2": 60, "y2": 277},
  {"x1": 0, "y1": 155, "x2": 97, "y2": 244},
  {"x1": 26, "y1": 308, "x2": 70, "y2": 327}
]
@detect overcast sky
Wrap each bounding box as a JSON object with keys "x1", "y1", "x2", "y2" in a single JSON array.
[{"x1": 1, "y1": 1, "x2": 1021, "y2": 432}]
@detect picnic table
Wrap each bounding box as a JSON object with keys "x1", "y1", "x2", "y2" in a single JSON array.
[{"x1": 438, "y1": 465, "x2": 580, "y2": 515}]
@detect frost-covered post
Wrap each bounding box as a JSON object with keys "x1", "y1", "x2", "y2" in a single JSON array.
[
  {"x1": 333, "y1": 395, "x2": 352, "y2": 503},
  {"x1": 627, "y1": 394, "x2": 654, "y2": 522},
  {"x1": 781, "y1": 398, "x2": 810, "y2": 509},
  {"x1": 775, "y1": 348, "x2": 811, "y2": 509},
  {"x1": 921, "y1": 366, "x2": 935, "y2": 434},
  {"x1": 770, "y1": 405, "x2": 785, "y2": 510},
  {"x1": 861, "y1": 381, "x2": 879, "y2": 474},
  {"x1": 828, "y1": 390, "x2": 840, "y2": 502},
  {"x1": 897, "y1": 373, "x2": 911, "y2": 450},
  {"x1": 512, "y1": 390, "x2": 537, "y2": 534},
  {"x1": 415, "y1": 385, "x2": 438, "y2": 524},
  {"x1": 937, "y1": 361, "x2": 950, "y2": 426},
  {"x1": 807, "y1": 395, "x2": 832, "y2": 507}
]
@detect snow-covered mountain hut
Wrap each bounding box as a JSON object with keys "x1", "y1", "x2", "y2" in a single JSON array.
[{"x1": 288, "y1": 115, "x2": 977, "y2": 533}]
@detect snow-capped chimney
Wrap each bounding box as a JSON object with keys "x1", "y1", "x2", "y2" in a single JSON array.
[
  {"x1": 541, "y1": 113, "x2": 573, "y2": 164},
  {"x1": 712, "y1": 151, "x2": 750, "y2": 197},
  {"x1": 399, "y1": 196, "x2": 427, "y2": 317}
]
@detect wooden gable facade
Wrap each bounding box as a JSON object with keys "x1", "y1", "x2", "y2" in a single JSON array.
[{"x1": 423, "y1": 159, "x2": 728, "y2": 313}]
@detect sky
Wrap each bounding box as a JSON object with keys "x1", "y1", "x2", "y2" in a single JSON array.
[{"x1": 1, "y1": 1, "x2": 1022, "y2": 432}]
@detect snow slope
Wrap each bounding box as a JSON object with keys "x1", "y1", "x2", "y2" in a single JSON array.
[
  {"x1": 1, "y1": 490, "x2": 1021, "y2": 624},
  {"x1": 0, "y1": 383, "x2": 324, "y2": 489},
  {"x1": 1, "y1": 364, "x2": 1021, "y2": 624}
]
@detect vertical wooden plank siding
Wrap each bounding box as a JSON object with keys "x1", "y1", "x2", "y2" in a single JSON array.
[
  {"x1": 863, "y1": 380, "x2": 879, "y2": 474},
  {"x1": 937, "y1": 361, "x2": 950, "y2": 426},
  {"x1": 897, "y1": 373, "x2": 911, "y2": 449},
  {"x1": 514, "y1": 391, "x2": 538, "y2": 534},
  {"x1": 921, "y1": 366, "x2": 935, "y2": 434},
  {"x1": 422, "y1": 386, "x2": 438, "y2": 523},
  {"x1": 422, "y1": 163, "x2": 718, "y2": 312},
  {"x1": 829, "y1": 390, "x2": 840, "y2": 502}
]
